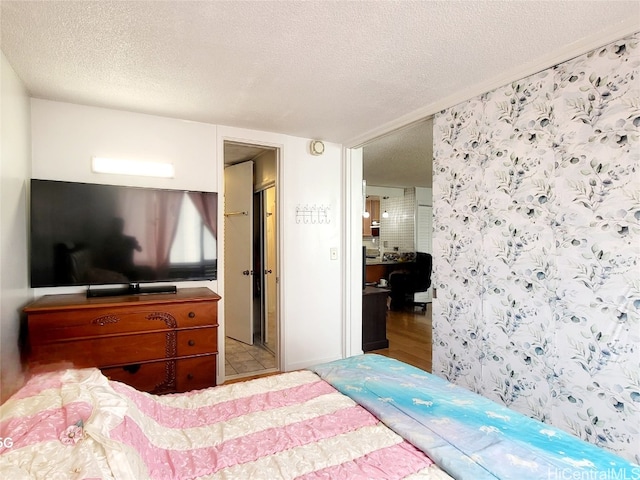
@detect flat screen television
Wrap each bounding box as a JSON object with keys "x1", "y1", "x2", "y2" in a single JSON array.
[{"x1": 30, "y1": 179, "x2": 218, "y2": 297}]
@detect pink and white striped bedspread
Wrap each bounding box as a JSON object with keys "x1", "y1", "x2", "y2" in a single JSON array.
[{"x1": 0, "y1": 368, "x2": 451, "y2": 479}]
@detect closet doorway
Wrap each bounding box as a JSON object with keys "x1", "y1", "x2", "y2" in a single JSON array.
[{"x1": 224, "y1": 141, "x2": 279, "y2": 380}]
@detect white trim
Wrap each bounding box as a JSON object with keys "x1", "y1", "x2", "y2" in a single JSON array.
[
  {"x1": 215, "y1": 127, "x2": 225, "y2": 386},
  {"x1": 286, "y1": 356, "x2": 343, "y2": 373},
  {"x1": 275, "y1": 145, "x2": 285, "y2": 372},
  {"x1": 341, "y1": 146, "x2": 351, "y2": 358},
  {"x1": 343, "y1": 147, "x2": 364, "y2": 358},
  {"x1": 345, "y1": 21, "x2": 640, "y2": 148}
]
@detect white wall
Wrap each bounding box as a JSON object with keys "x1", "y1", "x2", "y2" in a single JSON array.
[
  {"x1": 31, "y1": 99, "x2": 218, "y2": 191},
  {"x1": 0, "y1": 52, "x2": 31, "y2": 401},
  {"x1": 280, "y1": 136, "x2": 343, "y2": 370},
  {"x1": 415, "y1": 187, "x2": 432, "y2": 206},
  {"x1": 29, "y1": 101, "x2": 345, "y2": 382},
  {"x1": 217, "y1": 126, "x2": 344, "y2": 372},
  {"x1": 30, "y1": 99, "x2": 220, "y2": 294}
]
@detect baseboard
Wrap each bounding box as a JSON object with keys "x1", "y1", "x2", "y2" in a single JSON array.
[{"x1": 284, "y1": 355, "x2": 345, "y2": 372}]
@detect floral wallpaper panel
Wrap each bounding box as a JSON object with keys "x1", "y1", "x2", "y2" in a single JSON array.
[{"x1": 432, "y1": 33, "x2": 639, "y2": 463}]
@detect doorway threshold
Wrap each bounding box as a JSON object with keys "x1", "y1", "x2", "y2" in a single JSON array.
[{"x1": 225, "y1": 336, "x2": 277, "y2": 380}]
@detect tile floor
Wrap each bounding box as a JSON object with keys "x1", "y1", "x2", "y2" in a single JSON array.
[{"x1": 225, "y1": 336, "x2": 277, "y2": 378}]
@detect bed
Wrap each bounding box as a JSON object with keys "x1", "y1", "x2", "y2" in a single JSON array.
[{"x1": 1, "y1": 354, "x2": 636, "y2": 479}]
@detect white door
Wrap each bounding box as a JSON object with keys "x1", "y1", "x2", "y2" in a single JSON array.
[{"x1": 224, "y1": 161, "x2": 254, "y2": 345}]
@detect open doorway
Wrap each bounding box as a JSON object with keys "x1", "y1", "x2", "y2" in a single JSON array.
[
  {"x1": 360, "y1": 118, "x2": 433, "y2": 371},
  {"x1": 223, "y1": 141, "x2": 279, "y2": 380}
]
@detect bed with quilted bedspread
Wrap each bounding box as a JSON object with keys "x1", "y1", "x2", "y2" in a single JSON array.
[
  {"x1": 0, "y1": 361, "x2": 449, "y2": 479},
  {"x1": 1, "y1": 354, "x2": 637, "y2": 479}
]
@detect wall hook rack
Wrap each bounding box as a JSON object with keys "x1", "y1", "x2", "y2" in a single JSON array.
[{"x1": 295, "y1": 204, "x2": 330, "y2": 224}]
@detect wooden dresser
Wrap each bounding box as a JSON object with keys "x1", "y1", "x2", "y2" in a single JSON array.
[{"x1": 24, "y1": 287, "x2": 220, "y2": 394}]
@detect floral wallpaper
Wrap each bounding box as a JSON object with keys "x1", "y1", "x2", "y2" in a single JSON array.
[{"x1": 432, "y1": 33, "x2": 639, "y2": 463}]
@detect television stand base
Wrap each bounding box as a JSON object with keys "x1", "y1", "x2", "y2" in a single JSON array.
[{"x1": 86, "y1": 283, "x2": 177, "y2": 298}]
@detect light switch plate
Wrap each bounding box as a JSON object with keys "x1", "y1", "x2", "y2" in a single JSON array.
[{"x1": 330, "y1": 247, "x2": 338, "y2": 260}]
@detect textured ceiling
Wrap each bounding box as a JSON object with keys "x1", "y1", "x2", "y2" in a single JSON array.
[
  {"x1": 1, "y1": 1, "x2": 638, "y2": 187},
  {"x1": 364, "y1": 119, "x2": 432, "y2": 188}
]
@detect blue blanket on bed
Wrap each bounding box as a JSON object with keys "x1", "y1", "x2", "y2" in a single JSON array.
[{"x1": 311, "y1": 354, "x2": 638, "y2": 480}]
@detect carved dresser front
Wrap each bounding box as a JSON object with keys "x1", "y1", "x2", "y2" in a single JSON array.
[{"x1": 24, "y1": 287, "x2": 220, "y2": 394}]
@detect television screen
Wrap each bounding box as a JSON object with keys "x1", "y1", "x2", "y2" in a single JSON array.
[{"x1": 30, "y1": 179, "x2": 218, "y2": 289}]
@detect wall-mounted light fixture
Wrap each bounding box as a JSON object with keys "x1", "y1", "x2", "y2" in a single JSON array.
[{"x1": 91, "y1": 157, "x2": 175, "y2": 178}]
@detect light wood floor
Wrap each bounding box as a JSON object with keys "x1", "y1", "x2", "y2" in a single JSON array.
[
  {"x1": 225, "y1": 304, "x2": 432, "y2": 384},
  {"x1": 371, "y1": 304, "x2": 432, "y2": 372}
]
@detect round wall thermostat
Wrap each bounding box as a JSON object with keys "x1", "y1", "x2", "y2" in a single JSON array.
[{"x1": 310, "y1": 140, "x2": 325, "y2": 155}]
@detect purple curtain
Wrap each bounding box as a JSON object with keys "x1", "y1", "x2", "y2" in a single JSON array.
[
  {"x1": 116, "y1": 189, "x2": 183, "y2": 274},
  {"x1": 188, "y1": 192, "x2": 218, "y2": 240},
  {"x1": 154, "y1": 191, "x2": 184, "y2": 275}
]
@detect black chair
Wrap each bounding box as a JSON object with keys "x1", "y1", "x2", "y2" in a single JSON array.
[{"x1": 388, "y1": 252, "x2": 432, "y2": 311}]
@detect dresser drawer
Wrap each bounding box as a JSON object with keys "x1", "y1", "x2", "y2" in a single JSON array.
[
  {"x1": 29, "y1": 331, "x2": 172, "y2": 368},
  {"x1": 103, "y1": 355, "x2": 217, "y2": 394},
  {"x1": 176, "y1": 355, "x2": 217, "y2": 392},
  {"x1": 28, "y1": 302, "x2": 218, "y2": 344},
  {"x1": 24, "y1": 288, "x2": 221, "y2": 394},
  {"x1": 104, "y1": 356, "x2": 217, "y2": 394},
  {"x1": 176, "y1": 327, "x2": 217, "y2": 357},
  {"x1": 103, "y1": 360, "x2": 178, "y2": 394}
]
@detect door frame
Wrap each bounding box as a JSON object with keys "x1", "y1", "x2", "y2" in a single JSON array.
[
  {"x1": 219, "y1": 136, "x2": 283, "y2": 383},
  {"x1": 258, "y1": 185, "x2": 277, "y2": 354},
  {"x1": 342, "y1": 146, "x2": 364, "y2": 358}
]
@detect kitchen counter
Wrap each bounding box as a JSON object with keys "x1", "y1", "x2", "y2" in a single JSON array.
[
  {"x1": 366, "y1": 258, "x2": 412, "y2": 265},
  {"x1": 365, "y1": 260, "x2": 414, "y2": 284}
]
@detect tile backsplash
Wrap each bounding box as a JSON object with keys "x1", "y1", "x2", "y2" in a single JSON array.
[{"x1": 363, "y1": 188, "x2": 415, "y2": 257}]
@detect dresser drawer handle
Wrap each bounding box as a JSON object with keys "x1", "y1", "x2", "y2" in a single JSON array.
[
  {"x1": 187, "y1": 373, "x2": 194, "y2": 380},
  {"x1": 188, "y1": 312, "x2": 196, "y2": 318},
  {"x1": 123, "y1": 364, "x2": 141, "y2": 374},
  {"x1": 188, "y1": 339, "x2": 195, "y2": 346}
]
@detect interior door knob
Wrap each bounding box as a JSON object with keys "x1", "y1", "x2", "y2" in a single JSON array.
[
  {"x1": 242, "y1": 270, "x2": 251, "y2": 275},
  {"x1": 265, "y1": 269, "x2": 272, "y2": 274}
]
